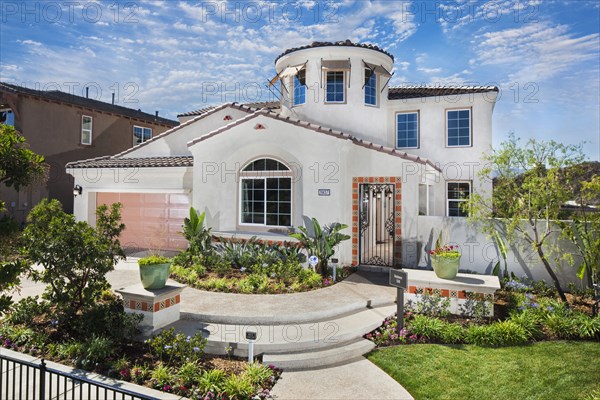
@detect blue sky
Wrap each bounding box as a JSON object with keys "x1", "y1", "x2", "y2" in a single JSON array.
[{"x1": 1, "y1": 0, "x2": 599, "y2": 160}]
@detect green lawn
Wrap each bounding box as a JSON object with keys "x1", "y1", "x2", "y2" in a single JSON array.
[{"x1": 368, "y1": 341, "x2": 600, "y2": 400}]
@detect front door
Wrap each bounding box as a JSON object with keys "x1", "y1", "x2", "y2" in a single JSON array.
[{"x1": 359, "y1": 183, "x2": 395, "y2": 266}]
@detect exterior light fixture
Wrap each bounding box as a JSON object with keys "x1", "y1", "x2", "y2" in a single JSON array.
[{"x1": 73, "y1": 185, "x2": 82, "y2": 196}]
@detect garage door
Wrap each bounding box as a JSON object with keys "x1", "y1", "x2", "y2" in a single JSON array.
[{"x1": 96, "y1": 192, "x2": 189, "y2": 251}]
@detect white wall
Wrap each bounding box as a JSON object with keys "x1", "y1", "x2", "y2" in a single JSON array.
[
  {"x1": 387, "y1": 92, "x2": 497, "y2": 216},
  {"x1": 276, "y1": 46, "x2": 394, "y2": 143},
  {"x1": 188, "y1": 113, "x2": 430, "y2": 265},
  {"x1": 415, "y1": 216, "x2": 581, "y2": 286}
]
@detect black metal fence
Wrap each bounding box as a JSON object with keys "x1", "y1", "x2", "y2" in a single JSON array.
[{"x1": 0, "y1": 353, "x2": 159, "y2": 400}]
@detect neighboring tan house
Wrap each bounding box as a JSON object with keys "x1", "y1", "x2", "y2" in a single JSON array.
[
  {"x1": 67, "y1": 41, "x2": 498, "y2": 267},
  {"x1": 0, "y1": 82, "x2": 179, "y2": 223}
]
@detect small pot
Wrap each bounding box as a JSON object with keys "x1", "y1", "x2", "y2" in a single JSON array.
[
  {"x1": 139, "y1": 263, "x2": 171, "y2": 290},
  {"x1": 431, "y1": 255, "x2": 460, "y2": 280}
]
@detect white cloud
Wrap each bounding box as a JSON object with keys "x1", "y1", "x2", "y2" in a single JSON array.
[
  {"x1": 19, "y1": 40, "x2": 42, "y2": 46},
  {"x1": 418, "y1": 67, "x2": 443, "y2": 74}
]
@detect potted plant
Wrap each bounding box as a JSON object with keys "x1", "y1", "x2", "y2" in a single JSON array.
[
  {"x1": 138, "y1": 255, "x2": 171, "y2": 290},
  {"x1": 429, "y1": 232, "x2": 461, "y2": 279}
]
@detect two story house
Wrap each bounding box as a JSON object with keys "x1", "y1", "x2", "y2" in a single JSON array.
[
  {"x1": 67, "y1": 41, "x2": 498, "y2": 267},
  {"x1": 0, "y1": 82, "x2": 179, "y2": 222}
]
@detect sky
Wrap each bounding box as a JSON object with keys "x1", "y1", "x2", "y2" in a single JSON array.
[{"x1": 1, "y1": 0, "x2": 599, "y2": 160}]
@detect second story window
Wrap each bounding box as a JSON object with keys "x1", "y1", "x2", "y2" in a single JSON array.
[
  {"x1": 81, "y1": 115, "x2": 92, "y2": 145},
  {"x1": 326, "y1": 71, "x2": 345, "y2": 103},
  {"x1": 447, "y1": 109, "x2": 471, "y2": 147},
  {"x1": 293, "y1": 69, "x2": 306, "y2": 106},
  {"x1": 396, "y1": 112, "x2": 419, "y2": 148},
  {"x1": 133, "y1": 125, "x2": 152, "y2": 146},
  {"x1": 364, "y1": 69, "x2": 377, "y2": 106}
]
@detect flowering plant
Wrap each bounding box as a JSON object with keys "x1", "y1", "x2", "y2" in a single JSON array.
[{"x1": 429, "y1": 244, "x2": 460, "y2": 259}]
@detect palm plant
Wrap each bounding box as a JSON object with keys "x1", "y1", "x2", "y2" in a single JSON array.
[
  {"x1": 289, "y1": 217, "x2": 350, "y2": 276},
  {"x1": 183, "y1": 207, "x2": 212, "y2": 256}
]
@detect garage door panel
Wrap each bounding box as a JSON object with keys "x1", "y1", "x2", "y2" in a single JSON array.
[{"x1": 96, "y1": 192, "x2": 189, "y2": 251}]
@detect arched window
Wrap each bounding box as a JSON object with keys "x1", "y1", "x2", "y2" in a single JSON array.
[{"x1": 240, "y1": 158, "x2": 292, "y2": 227}]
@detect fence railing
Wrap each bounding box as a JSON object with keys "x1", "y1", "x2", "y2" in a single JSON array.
[{"x1": 0, "y1": 353, "x2": 160, "y2": 400}]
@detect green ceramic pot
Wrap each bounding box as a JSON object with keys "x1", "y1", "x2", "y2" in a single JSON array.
[
  {"x1": 139, "y1": 263, "x2": 171, "y2": 290},
  {"x1": 431, "y1": 256, "x2": 460, "y2": 280}
]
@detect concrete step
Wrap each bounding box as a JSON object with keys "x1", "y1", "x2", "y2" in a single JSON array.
[
  {"x1": 167, "y1": 304, "x2": 396, "y2": 358},
  {"x1": 262, "y1": 338, "x2": 376, "y2": 370}
]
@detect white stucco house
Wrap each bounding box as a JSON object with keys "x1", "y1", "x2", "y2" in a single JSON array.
[{"x1": 67, "y1": 40, "x2": 498, "y2": 268}]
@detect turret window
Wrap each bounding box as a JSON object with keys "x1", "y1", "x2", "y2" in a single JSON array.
[
  {"x1": 326, "y1": 71, "x2": 345, "y2": 103},
  {"x1": 293, "y1": 69, "x2": 306, "y2": 106},
  {"x1": 364, "y1": 69, "x2": 377, "y2": 106}
]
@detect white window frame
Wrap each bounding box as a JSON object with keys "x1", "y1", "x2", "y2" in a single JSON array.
[
  {"x1": 396, "y1": 111, "x2": 420, "y2": 149},
  {"x1": 81, "y1": 115, "x2": 92, "y2": 145},
  {"x1": 133, "y1": 125, "x2": 152, "y2": 146},
  {"x1": 325, "y1": 71, "x2": 346, "y2": 104},
  {"x1": 364, "y1": 68, "x2": 378, "y2": 107},
  {"x1": 238, "y1": 158, "x2": 293, "y2": 228},
  {"x1": 446, "y1": 108, "x2": 472, "y2": 147},
  {"x1": 446, "y1": 181, "x2": 471, "y2": 217}
]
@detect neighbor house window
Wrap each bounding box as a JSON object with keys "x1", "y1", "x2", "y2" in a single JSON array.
[
  {"x1": 364, "y1": 69, "x2": 377, "y2": 106},
  {"x1": 0, "y1": 109, "x2": 14, "y2": 126},
  {"x1": 447, "y1": 109, "x2": 471, "y2": 147},
  {"x1": 81, "y1": 115, "x2": 92, "y2": 145},
  {"x1": 396, "y1": 112, "x2": 419, "y2": 148},
  {"x1": 133, "y1": 125, "x2": 152, "y2": 146},
  {"x1": 240, "y1": 158, "x2": 292, "y2": 227},
  {"x1": 293, "y1": 69, "x2": 306, "y2": 106},
  {"x1": 447, "y1": 182, "x2": 470, "y2": 217},
  {"x1": 326, "y1": 71, "x2": 345, "y2": 103}
]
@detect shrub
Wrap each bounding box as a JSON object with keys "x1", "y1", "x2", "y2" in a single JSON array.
[
  {"x1": 223, "y1": 374, "x2": 254, "y2": 399},
  {"x1": 459, "y1": 292, "x2": 491, "y2": 323},
  {"x1": 243, "y1": 362, "x2": 274, "y2": 387},
  {"x1": 5, "y1": 296, "x2": 50, "y2": 326},
  {"x1": 80, "y1": 336, "x2": 115, "y2": 368},
  {"x1": 576, "y1": 315, "x2": 600, "y2": 340},
  {"x1": 406, "y1": 292, "x2": 450, "y2": 318},
  {"x1": 138, "y1": 256, "x2": 170, "y2": 266},
  {"x1": 72, "y1": 297, "x2": 142, "y2": 343},
  {"x1": 508, "y1": 310, "x2": 544, "y2": 340},
  {"x1": 439, "y1": 322, "x2": 465, "y2": 344},
  {"x1": 150, "y1": 362, "x2": 173, "y2": 388},
  {"x1": 544, "y1": 313, "x2": 579, "y2": 339},
  {"x1": 466, "y1": 321, "x2": 528, "y2": 347},
  {"x1": 410, "y1": 315, "x2": 446, "y2": 340},
  {"x1": 147, "y1": 328, "x2": 206, "y2": 364},
  {"x1": 197, "y1": 369, "x2": 226, "y2": 395},
  {"x1": 177, "y1": 361, "x2": 202, "y2": 387},
  {"x1": 299, "y1": 268, "x2": 323, "y2": 288}
]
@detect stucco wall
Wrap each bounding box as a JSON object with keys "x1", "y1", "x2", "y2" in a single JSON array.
[
  {"x1": 188, "y1": 113, "x2": 432, "y2": 265},
  {"x1": 416, "y1": 216, "x2": 580, "y2": 286}
]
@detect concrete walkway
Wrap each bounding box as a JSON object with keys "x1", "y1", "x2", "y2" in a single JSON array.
[{"x1": 271, "y1": 357, "x2": 413, "y2": 400}]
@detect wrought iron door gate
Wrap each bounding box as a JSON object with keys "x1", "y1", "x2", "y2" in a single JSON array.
[{"x1": 359, "y1": 183, "x2": 395, "y2": 266}]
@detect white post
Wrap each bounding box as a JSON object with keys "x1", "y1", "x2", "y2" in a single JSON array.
[{"x1": 248, "y1": 340, "x2": 254, "y2": 363}]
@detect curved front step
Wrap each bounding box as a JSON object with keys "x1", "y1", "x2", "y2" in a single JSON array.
[
  {"x1": 202, "y1": 304, "x2": 395, "y2": 357},
  {"x1": 165, "y1": 304, "x2": 395, "y2": 358},
  {"x1": 262, "y1": 338, "x2": 376, "y2": 371}
]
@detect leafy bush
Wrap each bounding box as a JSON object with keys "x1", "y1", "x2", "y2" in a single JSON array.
[
  {"x1": 289, "y1": 217, "x2": 350, "y2": 275},
  {"x1": 544, "y1": 313, "x2": 579, "y2": 339},
  {"x1": 406, "y1": 292, "x2": 450, "y2": 318},
  {"x1": 223, "y1": 374, "x2": 254, "y2": 399},
  {"x1": 150, "y1": 362, "x2": 173, "y2": 388},
  {"x1": 243, "y1": 362, "x2": 274, "y2": 387},
  {"x1": 197, "y1": 369, "x2": 226, "y2": 395},
  {"x1": 72, "y1": 297, "x2": 142, "y2": 343},
  {"x1": 80, "y1": 336, "x2": 115, "y2": 368},
  {"x1": 4, "y1": 296, "x2": 50, "y2": 325},
  {"x1": 439, "y1": 322, "x2": 465, "y2": 344},
  {"x1": 410, "y1": 315, "x2": 446, "y2": 340},
  {"x1": 508, "y1": 310, "x2": 544, "y2": 340},
  {"x1": 459, "y1": 292, "x2": 491, "y2": 323},
  {"x1": 466, "y1": 321, "x2": 528, "y2": 347},
  {"x1": 576, "y1": 315, "x2": 600, "y2": 340},
  {"x1": 147, "y1": 328, "x2": 206, "y2": 364},
  {"x1": 138, "y1": 255, "x2": 170, "y2": 266},
  {"x1": 177, "y1": 361, "x2": 202, "y2": 387}
]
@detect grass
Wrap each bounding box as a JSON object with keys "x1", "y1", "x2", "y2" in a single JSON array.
[{"x1": 367, "y1": 341, "x2": 600, "y2": 400}]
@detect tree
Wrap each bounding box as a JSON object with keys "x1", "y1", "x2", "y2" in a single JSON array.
[
  {"x1": 468, "y1": 134, "x2": 585, "y2": 304},
  {"x1": 0, "y1": 124, "x2": 46, "y2": 314},
  {"x1": 21, "y1": 199, "x2": 125, "y2": 320},
  {"x1": 0, "y1": 125, "x2": 46, "y2": 203}
]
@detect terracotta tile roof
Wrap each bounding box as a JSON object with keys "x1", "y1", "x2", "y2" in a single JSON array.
[
  {"x1": 66, "y1": 155, "x2": 193, "y2": 169},
  {"x1": 388, "y1": 85, "x2": 499, "y2": 100},
  {"x1": 0, "y1": 82, "x2": 178, "y2": 127},
  {"x1": 275, "y1": 40, "x2": 394, "y2": 63},
  {"x1": 177, "y1": 101, "x2": 279, "y2": 118},
  {"x1": 188, "y1": 109, "x2": 441, "y2": 172}
]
